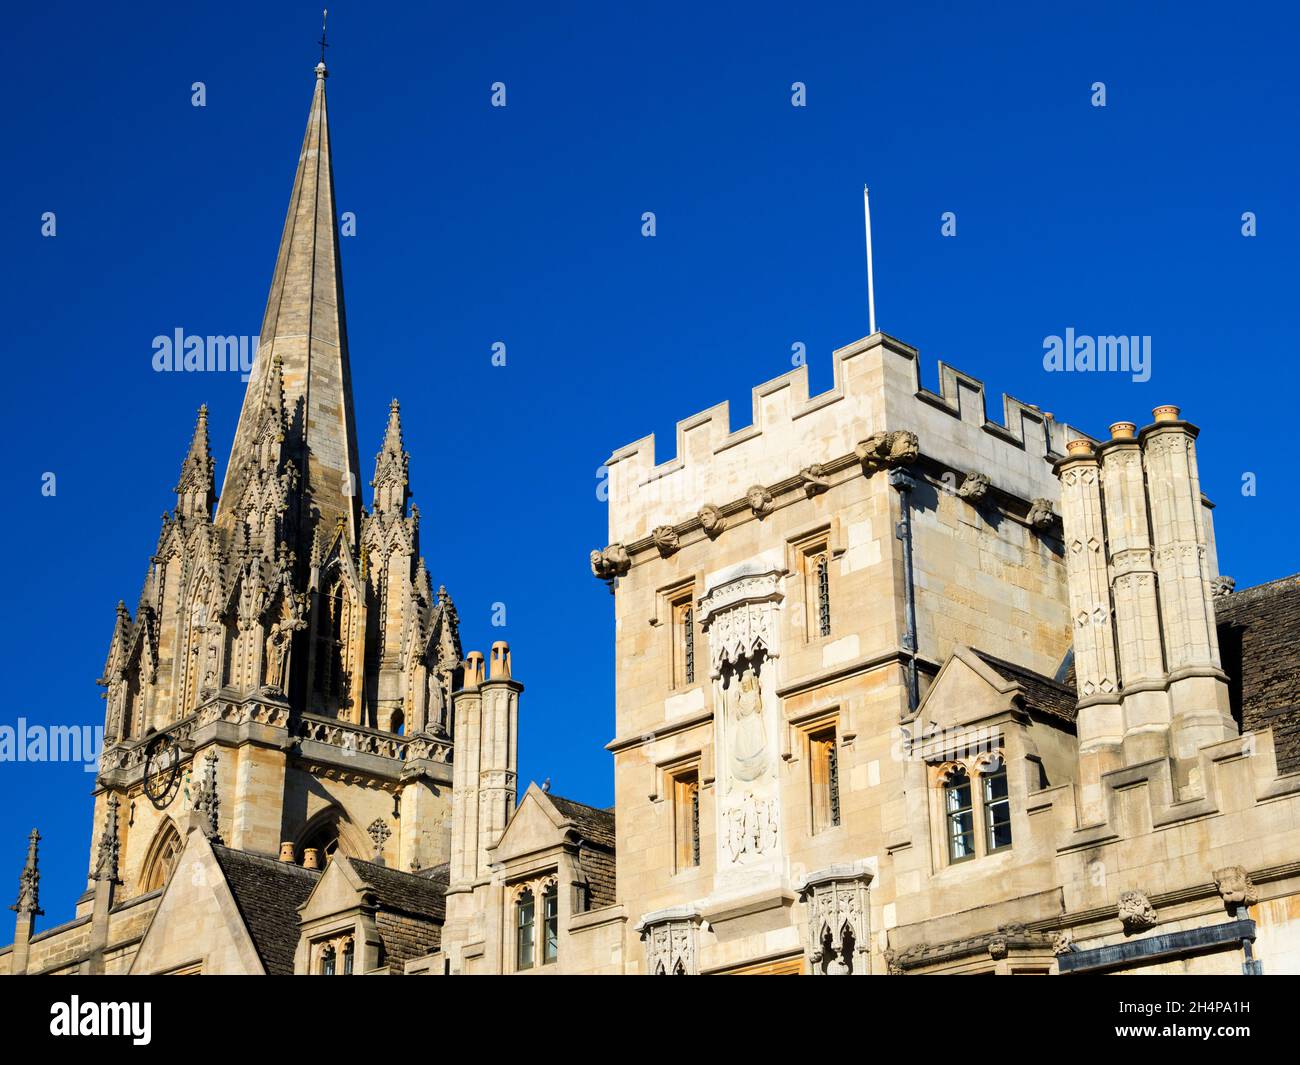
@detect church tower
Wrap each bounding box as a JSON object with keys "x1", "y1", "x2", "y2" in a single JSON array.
[{"x1": 87, "y1": 56, "x2": 506, "y2": 907}]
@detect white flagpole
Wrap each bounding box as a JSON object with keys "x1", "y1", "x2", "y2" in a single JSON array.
[{"x1": 863, "y1": 185, "x2": 877, "y2": 336}]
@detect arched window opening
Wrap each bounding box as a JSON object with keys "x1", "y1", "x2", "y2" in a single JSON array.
[
  {"x1": 542, "y1": 882, "x2": 559, "y2": 965},
  {"x1": 142, "y1": 823, "x2": 183, "y2": 894},
  {"x1": 299, "y1": 818, "x2": 342, "y2": 867},
  {"x1": 390, "y1": 709, "x2": 405, "y2": 736},
  {"x1": 320, "y1": 946, "x2": 336, "y2": 976},
  {"x1": 342, "y1": 938, "x2": 354, "y2": 975}
]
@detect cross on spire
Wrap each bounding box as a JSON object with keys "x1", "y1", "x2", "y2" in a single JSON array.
[{"x1": 318, "y1": 9, "x2": 329, "y2": 66}]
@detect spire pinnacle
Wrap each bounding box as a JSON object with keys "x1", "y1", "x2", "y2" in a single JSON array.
[
  {"x1": 175, "y1": 404, "x2": 215, "y2": 518},
  {"x1": 11, "y1": 829, "x2": 42, "y2": 917},
  {"x1": 317, "y1": 10, "x2": 329, "y2": 77},
  {"x1": 371, "y1": 400, "x2": 410, "y2": 515}
]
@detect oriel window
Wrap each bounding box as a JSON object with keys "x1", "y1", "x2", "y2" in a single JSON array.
[
  {"x1": 543, "y1": 883, "x2": 559, "y2": 964},
  {"x1": 945, "y1": 768, "x2": 976, "y2": 862},
  {"x1": 516, "y1": 888, "x2": 535, "y2": 971},
  {"x1": 983, "y1": 765, "x2": 1013, "y2": 852}
]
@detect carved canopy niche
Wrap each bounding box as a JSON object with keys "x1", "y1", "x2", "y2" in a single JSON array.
[{"x1": 797, "y1": 862, "x2": 873, "y2": 975}]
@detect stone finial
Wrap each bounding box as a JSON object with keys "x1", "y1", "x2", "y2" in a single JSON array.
[
  {"x1": 1118, "y1": 890, "x2": 1157, "y2": 934},
  {"x1": 798, "y1": 464, "x2": 831, "y2": 498},
  {"x1": 957, "y1": 471, "x2": 990, "y2": 501},
  {"x1": 11, "y1": 829, "x2": 42, "y2": 917},
  {"x1": 651, "y1": 525, "x2": 680, "y2": 557},
  {"x1": 745, "y1": 485, "x2": 774, "y2": 519},
  {"x1": 92, "y1": 796, "x2": 122, "y2": 884},
  {"x1": 698, "y1": 504, "x2": 725, "y2": 538},
  {"x1": 589, "y1": 543, "x2": 631, "y2": 581},
  {"x1": 855, "y1": 430, "x2": 919, "y2": 474},
  {"x1": 1027, "y1": 498, "x2": 1056, "y2": 531},
  {"x1": 367, "y1": 818, "x2": 392, "y2": 861},
  {"x1": 1213, "y1": 866, "x2": 1257, "y2": 911},
  {"x1": 1211, "y1": 575, "x2": 1236, "y2": 599},
  {"x1": 192, "y1": 749, "x2": 222, "y2": 842}
]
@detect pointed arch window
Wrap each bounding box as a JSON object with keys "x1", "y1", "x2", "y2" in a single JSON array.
[
  {"x1": 142, "y1": 823, "x2": 183, "y2": 894},
  {"x1": 342, "y1": 938, "x2": 354, "y2": 975},
  {"x1": 320, "y1": 945, "x2": 336, "y2": 976}
]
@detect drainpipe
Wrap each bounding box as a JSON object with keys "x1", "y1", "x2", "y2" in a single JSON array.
[{"x1": 889, "y1": 469, "x2": 920, "y2": 717}]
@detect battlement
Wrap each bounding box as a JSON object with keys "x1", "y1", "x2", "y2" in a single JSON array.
[{"x1": 605, "y1": 332, "x2": 1091, "y2": 545}]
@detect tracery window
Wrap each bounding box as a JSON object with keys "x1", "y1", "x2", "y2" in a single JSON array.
[
  {"x1": 142, "y1": 823, "x2": 183, "y2": 893},
  {"x1": 937, "y1": 752, "x2": 1012, "y2": 864},
  {"x1": 512, "y1": 874, "x2": 561, "y2": 970}
]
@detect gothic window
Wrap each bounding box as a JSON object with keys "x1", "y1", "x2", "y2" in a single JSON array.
[
  {"x1": 982, "y1": 763, "x2": 1013, "y2": 852},
  {"x1": 316, "y1": 575, "x2": 354, "y2": 715},
  {"x1": 798, "y1": 539, "x2": 833, "y2": 641},
  {"x1": 342, "y1": 938, "x2": 354, "y2": 975},
  {"x1": 299, "y1": 817, "x2": 342, "y2": 867},
  {"x1": 670, "y1": 591, "x2": 696, "y2": 688},
  {"x1": 815, "y1": 553, "x2": 831, "y2": 637},
  {"x1": 671, "y1": 767, "x2": 701, "y2": 871},
  {"x1": 516, "y1": 888, "x2": 535, "y2": 971},
  {"x1": 543, "y1": 883, "x2": 559, "y2": 965},
  {"x1": 944, "y1": 767, "x2": 976, "y2": 862},
  {"x1": 320, "y1": 946, "x2": 336, "y2": 976},
  {"x1": 142, "y1": 823, "x2": 183, "y2": 894},
  {"x1": 810, "y1": 726, "x2": 841, "y2": 833}
]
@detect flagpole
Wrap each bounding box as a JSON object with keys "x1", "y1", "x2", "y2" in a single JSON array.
[{"x1": 863, "y1": 185, "x2": 877, "y2": 336}]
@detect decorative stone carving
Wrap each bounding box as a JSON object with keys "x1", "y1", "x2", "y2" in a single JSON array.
[
  {"x1": 698, "y1": 504, "x2": 725, "y2": 538},
  {"x1": 884, "y1": 950, "x2": 904, "y2": 976},
  {"x1": 93, "y1": 795, "x2": 122, "y2": 884},
  {"x1": 1027, "y1": 498, "x2": 1057, "y2": 531},
  {"x1": 1053, "y1": 929, "x2": 1075, "y2": 955},
  {"x1": 367, "y1": 817, "x2": 392, "y2": 858},
  {"x1": 192, "y1": 749, "x2": 222, "y2": 843},
  {"x1": 1210, "y1": 575, "x2": 1236, "y2": 598},
  {"x1": 636, "y1": 906, "x2": 702, "y2": 975},
  {"x1": 957, "y1": 471, "x2": 990, "y2": 501},
  {"x1": 11, "y1": 829, "x2": 41, "y2": 917},
  {"x1": 651, "y1": 525, "x2": 679, "y2": 557},
  {"x1": 745, "y1": 484, "x2": 773, "y2": 519},
  {"x1": 1118, "y1": 890, "x2": 1158, "y2": 934},
  {"x1": 589, "y1": 543, "x2": 631, "y2": 581},
  {"x1": 987, "y1": 933, "x2": 1009, "y2": 960},
  {"x1": 855, "y1": 429, "x2": 918, "y2": 473},
  {"x1": 798, "y1": 863, "x2": 872, "y2": 975},
  {"x1": 798, "y1": 464, "x2": 831, "y2": 497},
  {"x1": 1213, "y1": 866, "x2": 1257, "y2": 910},
  {"x1": 699, "y1": 570, "x2": 785, "y2": 877}
]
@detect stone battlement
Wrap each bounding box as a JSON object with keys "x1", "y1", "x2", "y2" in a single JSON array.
[{"x1": 604, "y1": 332, "x2": 1090, "y2": 545}]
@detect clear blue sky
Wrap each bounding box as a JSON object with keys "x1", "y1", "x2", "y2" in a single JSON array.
[{"x1": 1, "y1": 2, "x2": 1296, "y2": 922}]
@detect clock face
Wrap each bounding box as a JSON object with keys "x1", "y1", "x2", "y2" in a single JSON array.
[{"x1": 142, "y1": 734, "x2": 182, "y2": 810}]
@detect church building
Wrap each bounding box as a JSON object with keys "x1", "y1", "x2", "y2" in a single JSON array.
[{"x1": 3, "y1": 56, "x2": 1299, "y2": 977}]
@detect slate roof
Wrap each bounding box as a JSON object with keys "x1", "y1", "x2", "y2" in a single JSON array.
[
  {"x1": 548, "y1": 794, "x2": 616, "y2": 850},
  {"x1": 970, "y1": 651, "x2": 1079, "y2": 724},
  {"x1": 346, "y1": 857, "x2": 448, "y2": 922},
  {"x1": 211, "y1": 845, "x2": 321, "y2": 976},
  {"x1": 546, "y1": 793, "x2": 617, "y2": 908},
  {"x1": 1214, "y1": 573, "x2": 1300, "y2": 774}
]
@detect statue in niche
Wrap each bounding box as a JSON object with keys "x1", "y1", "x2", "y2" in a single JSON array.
[{"x1": 727, "y1": 658, "x2": 768, "y2": 783}]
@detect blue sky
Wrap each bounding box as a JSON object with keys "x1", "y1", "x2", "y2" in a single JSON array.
[{"x1": 1, "y1": 2, "x2": 1296, "y2": 921}]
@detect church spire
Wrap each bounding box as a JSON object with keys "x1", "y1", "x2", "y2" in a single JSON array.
[
  {"x1": 217, "y1": 55, "x2": 360, "y2": 558},
  {"x1": 174, "y1": 404, "x2": 215, "y2": 519}
]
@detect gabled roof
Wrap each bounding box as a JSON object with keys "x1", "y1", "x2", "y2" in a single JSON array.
[
  {"x1": 968, "y1": 651, "x2": 1078, "y2": 724},
  {"x1": 211, "y1": 845, "x2": 321, "y2": 976},
  {"x1": 546, "y1": 793, "x2": 616, "y2": 850},
  {"x1": 1215, "y1": 573, "x2": 1300, "y2": 773},
  {"x1": 344, "y1": 857, "x2": 447, "y2": 922}
]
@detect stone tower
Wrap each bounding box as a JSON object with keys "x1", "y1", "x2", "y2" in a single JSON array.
[{"x1": 88, "y1": 58, "x2": 486, "y2": 904}]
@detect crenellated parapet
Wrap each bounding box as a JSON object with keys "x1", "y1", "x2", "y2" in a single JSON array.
[{"x1": 604, "y1": 332, "x2": 1090, "y2": 546}]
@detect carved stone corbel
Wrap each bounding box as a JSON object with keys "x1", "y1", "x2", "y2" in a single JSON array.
[
  {"x1": 957, "y1": 471, "x2": 990, "y2": 501},
  {"x1": 855, "y1": 430, "x2": 919, "y2": 474},
  {"x1": 1213, "y1": 866, "x2": 1257, "y2": 912},
  {"x1": 589, "y1": 543, "x2": 631, "y2": 582},
  {"x1": 1117, "y1": 890, "x2": 1158, "y2": 934},
  {"x1": 798, "y1": 464, "x2": 831, "y2": 498},
  {"x1": 651, "y1": 525, "x2": 680, "y2": 558},
  {"x1": 698, "y1": 504, "x2": 725, "y2": 538},
  {"x1": 1027, "y1": 498, "x2": 1057, "y2": 531},
  {"x1": 745, "y1": 485, "x2": 774, "y2": 519}
]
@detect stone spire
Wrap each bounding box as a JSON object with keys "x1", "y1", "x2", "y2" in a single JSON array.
[
  {"x1": 371, "y1": 399, "x2": 410, "y2": 515},
  {"x1": 175, "y1": 404, "x2": 216, "y2": 519},
  {"x1": 11, "y1": 829, "x2": 42, "y2": 917},
  {"x1": 217, "y1": 59, "x2": 360, "y2": 560}
]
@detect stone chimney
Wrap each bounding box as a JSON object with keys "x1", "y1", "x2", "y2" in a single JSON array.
[{"x1": 1057, "y1": 407, "x2": 1234, "y2": 789}]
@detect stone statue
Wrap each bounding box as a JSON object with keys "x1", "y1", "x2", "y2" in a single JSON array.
[{"x1": 728, "y1": 661, "x2": 767, "y2": 783}]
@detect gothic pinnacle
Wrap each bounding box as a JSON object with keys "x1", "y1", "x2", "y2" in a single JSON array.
[{"x1": 11, "y1": 828, "x2": 42, "y2": 917}]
